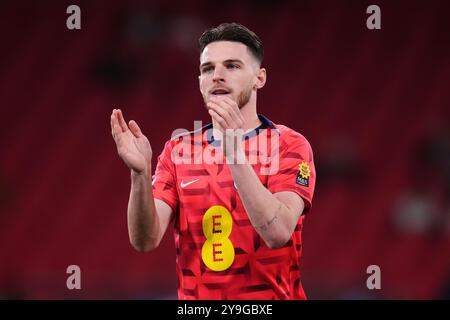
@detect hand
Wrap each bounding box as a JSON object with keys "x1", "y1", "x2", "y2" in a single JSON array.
[
  {"x1": 206, "y1": 96, "x2": 245, "y2": 162},
  {"x1": 206, "y1": 95, "x2": 245, "y2": 131},
  {"x1": 110, "y1": 109, "x2": 152, "y2": 175}
]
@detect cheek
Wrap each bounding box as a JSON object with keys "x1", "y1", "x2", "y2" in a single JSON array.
[
  {"x1": 230, "y1": 73, "x2": 249, "y2": 86},
  {"x1": 239, "y1": 75, "x2": 255, "y2": 89},
  {"x1": 199, "y1": 77, "x2": 208, "y2": 92}
]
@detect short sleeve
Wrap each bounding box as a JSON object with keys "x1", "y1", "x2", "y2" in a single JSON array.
[
  {"x1": 152, "y1": 140, "x2": 179, "y2": 212},
  {"x1": 267, "y1": 134, "x2": 316, "y2": 214}
]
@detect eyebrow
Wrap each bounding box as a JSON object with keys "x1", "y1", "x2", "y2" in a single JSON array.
[{"x1": 200, "y1": 59, "x2": 244, "y2": 70}]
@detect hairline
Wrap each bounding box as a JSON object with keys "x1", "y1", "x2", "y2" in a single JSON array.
[{"x1": 199, "y1": 40, "x2": 262, "y2": 68}]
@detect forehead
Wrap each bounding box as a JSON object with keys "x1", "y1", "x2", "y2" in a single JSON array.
[{"x1": 200, "y1": 41, "x2": 252, "y2": 64}]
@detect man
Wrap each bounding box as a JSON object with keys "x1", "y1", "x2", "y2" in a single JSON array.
[{"x1": 110, "y1": 23, "x2": 316, "y2": 299}]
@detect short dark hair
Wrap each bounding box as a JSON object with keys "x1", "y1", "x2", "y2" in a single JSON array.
[{"x1": 198, "y1": 22, "x2": 264, "y2": 65}]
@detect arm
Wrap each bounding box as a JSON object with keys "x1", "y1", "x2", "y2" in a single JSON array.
[
  {"x1": 111, "y1": 109, "x2": 173, "y2": 252},
  {"x1": 128, "y1": 170, "x2": 173, "y2": 252},
  {"x1": 229, "y1": 162, "x2": 304, "y2": 249}
]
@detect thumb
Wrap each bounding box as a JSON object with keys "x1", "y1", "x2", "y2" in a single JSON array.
[{"x1": 129, "y1": 120, "x2": 144, "y2": 138}]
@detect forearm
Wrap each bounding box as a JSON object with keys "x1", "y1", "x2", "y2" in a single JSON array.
[
  {"x1": 127, "y1": 168, "x2": 161, "y2": 252},
  {"x1": 229, "y1": 161, "x2": 293, "y2": 248}
]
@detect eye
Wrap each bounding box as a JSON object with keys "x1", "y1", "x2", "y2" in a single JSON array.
[
  {"x1": 201, "y1": 66, "x2": 213, "y2": 74},
  {"x1": 226, "y1": 63, "x2": 239, "y2": 70}
]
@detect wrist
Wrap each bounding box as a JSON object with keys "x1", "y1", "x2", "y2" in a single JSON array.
[{"x1": 131, "y1": 165, "x2": 151, "y2": 180}]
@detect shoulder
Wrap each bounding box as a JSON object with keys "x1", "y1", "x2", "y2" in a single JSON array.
[
  {"x1": 273, "y1": 123, "x2": 313, "y2": 150},
  {"x1": 270, "y1": 123, "x2": 314, "y2": 163}
]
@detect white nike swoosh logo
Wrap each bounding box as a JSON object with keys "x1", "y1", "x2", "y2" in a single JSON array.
[{"x1": 180, "y1": 179, "x2": 200, "y2": 188}]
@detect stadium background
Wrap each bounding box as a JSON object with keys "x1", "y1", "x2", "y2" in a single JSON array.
[{"x1": 0, "y1": 0, "x2": 449, "y2": 299}]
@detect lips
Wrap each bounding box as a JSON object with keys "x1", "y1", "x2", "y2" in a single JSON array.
[{"x1": 210, "y1": 88, "x2": 231, "y2": 95}]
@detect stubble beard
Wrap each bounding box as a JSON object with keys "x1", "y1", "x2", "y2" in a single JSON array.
[
  {"x1": 203, "y1": 85, "x2": 253, "y2": 110},
  {"x1": 236, "y1": 84, "x2": 253, "y2": 109}
]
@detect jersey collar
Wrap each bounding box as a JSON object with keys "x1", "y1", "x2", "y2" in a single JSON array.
[{"x1": 205, "y1": 114, "x2": 279, "y2": 146}]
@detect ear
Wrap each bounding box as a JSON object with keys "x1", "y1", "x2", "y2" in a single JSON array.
[{"x1": 254, "y1": 68, "x2": 266, "y2": 90}]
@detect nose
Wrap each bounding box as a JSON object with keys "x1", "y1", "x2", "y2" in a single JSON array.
[{"x1": 212, "y1": 65, "x2": 225, "y2": 83}]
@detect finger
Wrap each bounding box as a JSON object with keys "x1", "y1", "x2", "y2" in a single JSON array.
[
  {"x1": 129, "y1": 120, "x2": 143, "y2": 138},
  {"x1": 111, "y1": 112, "x2": 122, "y2": 137},
  {"x1": 208, "y1": 109, "x2": 226, "y2": 131},
  {"x1": 116, "y1": 109, "x2": 129, "y2": 132},
  {"x1": 112, "y1": 123, "x2": 124, "y2": 145},
  {"x1": 207, "y1": 102, "x2": 233, "y2": 128},
  {"x1": 111, "y1": 116, "x2": 115, "y2": 137},
  {"x1": 210, "y1": 97, "x2": 243, "y2": 127},
  {"x1": 215, "y1": 101, "x2": 243, "y2": 129},
  {"x1": 220, "y1": 96, "x2": 245, "y2": 124},
  {"x1": 110, "y1": 111, "x2": 115, "y2": 134}
]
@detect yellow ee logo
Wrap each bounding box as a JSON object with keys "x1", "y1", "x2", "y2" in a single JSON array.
[{"x1": 201, "y1": 206, "x2": 235, "y2": 271}]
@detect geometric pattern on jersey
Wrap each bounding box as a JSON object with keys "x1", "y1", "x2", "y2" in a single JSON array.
[{"x1": 152, "y1": 115, "x2": 316, "y2": 299}]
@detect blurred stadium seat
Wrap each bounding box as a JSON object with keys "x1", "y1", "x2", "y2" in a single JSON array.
[{"x1": 0, "y1": 0, "x2": 449, "y2": 299}]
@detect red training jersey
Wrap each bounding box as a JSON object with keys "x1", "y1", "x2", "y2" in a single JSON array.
[{"x1": 152, "y1": 115, "x2": 316, "y2": 300}]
